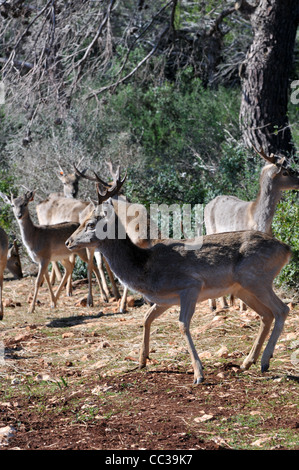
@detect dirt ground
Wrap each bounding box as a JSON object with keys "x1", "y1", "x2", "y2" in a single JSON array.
[{"x1": 0, "y1": 271, "x2": 298, "y2": 451}]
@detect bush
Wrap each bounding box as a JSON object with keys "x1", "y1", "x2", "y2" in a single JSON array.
[
  {"x1": 272, "y1": 192, "x2": 299, "y2": 290},
  {"x1": 0, "y1": 168, "x2": 17, "y2": 232}
]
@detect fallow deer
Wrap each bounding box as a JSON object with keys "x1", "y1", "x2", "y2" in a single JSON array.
[
  {"x1": 36, "y1": 165, "x2": 111, "y2": 305},
  {"x1": 0, "y1": 230, "x2": 23, "y2": 320},
  {"x1": 204, "y1": 148, "x2": 299, "y2": 310},
  {"x1": 6, "y1": 240, "x2": 23, "y2": 280},
  {"x1": 65, "y1": 172, "x2": 292, "y2": 384},
  {"x1": 74, "y1": 162, "x2": 160, "y2": 313},
  {"x1": 0, "y1": 227, "x2": 8, "y2": 319},
  {"x1": 1, "y1": 190, "x2": 106, "y2": 313}
]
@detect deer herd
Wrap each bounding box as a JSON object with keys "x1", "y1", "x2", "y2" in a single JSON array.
[{"x1": 0, "y1": 148, "x2": 298, "y2": 384}]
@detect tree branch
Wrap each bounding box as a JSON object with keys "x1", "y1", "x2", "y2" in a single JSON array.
[{"x1": 85, "y1": 25, "x2": 170, "y2": 101}]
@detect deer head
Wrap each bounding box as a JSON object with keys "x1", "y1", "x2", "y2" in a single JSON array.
[
  {"x1": 66, "y1": 169, "x2": 126, "y2": 250},
  {"x1": 254, "y1": 146, "x2": 299, "y2": 190}
]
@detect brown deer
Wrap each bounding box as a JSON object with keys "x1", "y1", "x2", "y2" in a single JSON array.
[
  {"x1": 6, "y1": 240, "x2": 23, "y2": 280},
  {"x1": 0, "y1": 227, "x2": 8, "y2": 319},
  {"x1": 204, "y1": 148, "x2": 299, "y2": 311},
  {"x1": 65, "y1": 172, "x2": 292, "y2": 384},
  {"x1": 0, "y1": 229, "x2": 23, "y2": 319},
  {"x1": 74, "y1": 162, "x2": 160, "y2": 313},
  {"x1": 36, "y1": 165, "x2": 111, "y2": 305},
  {"x1": 1, "y1": 190, "x2": 107, "y2": 313}
]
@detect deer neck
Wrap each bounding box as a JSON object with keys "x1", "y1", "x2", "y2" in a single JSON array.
[
  {"x1": 98, "y1": 223, "x2": 150, "y2": 293},
  {"x1": 251, "y1": 172, "x2": 281, "y2": 234},
  {"x1": 17, "y1": 210, "x2": 39, "y2": 262}
]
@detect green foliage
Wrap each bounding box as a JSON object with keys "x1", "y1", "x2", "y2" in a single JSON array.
[
  {"x1": 0, "y1": 168, "x2": 17, "y2": 231},
  {"x1": 103, "y1": 72, "x2": 241, "y2": 168},
  {"x1": 272, "y1": 192, "x2": 299, "y2": 289},
  {"x1": 72, "y1": 257, "x2": 88, "y2": 280}
]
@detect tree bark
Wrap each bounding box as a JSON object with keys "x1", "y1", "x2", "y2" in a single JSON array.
[{"x1": 239, "y1": 0, "x2": 299, "y2": 158}]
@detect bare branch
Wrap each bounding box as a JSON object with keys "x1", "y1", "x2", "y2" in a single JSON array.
[{"x1": 85, "y1": 25, "x2": 170, "y2": 100}]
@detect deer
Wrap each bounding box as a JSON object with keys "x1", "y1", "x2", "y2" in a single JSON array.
[
  {"x1": 0, "y1": 232, "x2": 23, "y2": 320},
  {"x1": 74, "y1": 162, "x2": 161, "y2": 313},
  {"x1": 36, "y1": 161, "x2": 87, "y2": 285},
  {"x1": 0, "y1": 190, "x2": 107, "y2": 313},
  {"x1": 65, "y1": 171, "x2": 292, "y2": 384},
  {"x1": 6, "y1": 240, "x2": 23, "y2": 280},
  {"x1": 204, "y1": 147, "x2": 299, "y2": 311},
  {"x1": 0, "y1": 227, "x2": 8, "y2": 319},
  {"x1": 36, "y1": 164, "x2": 112, "y2": 305}
]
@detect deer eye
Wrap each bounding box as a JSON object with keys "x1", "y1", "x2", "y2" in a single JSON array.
[{"x1": 86, "y1": 222, "x2": 96, "y2": 230}]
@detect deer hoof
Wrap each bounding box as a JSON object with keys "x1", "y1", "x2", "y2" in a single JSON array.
[
  {"x1": 261, "y1": 363, "x2": 269, "y2": 373},
  {"x1": 194, "y1": 377, "x2": 204, "y2": 384}
]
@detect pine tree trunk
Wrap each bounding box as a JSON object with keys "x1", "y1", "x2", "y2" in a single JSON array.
[{"x1": 239, "y1": 0, "x2": 299, "y2": 157}]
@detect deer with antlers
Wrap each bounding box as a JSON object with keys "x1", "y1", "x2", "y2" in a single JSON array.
[
  {"x1": 74, "y1": 162, "x2": 160, "y2": 312},
  {"x1": 65, "y1": 170, "x2": 292, "y2": 384},
  {"x1": 204, "y1": 148, "x2": 299, "y2": 310}
]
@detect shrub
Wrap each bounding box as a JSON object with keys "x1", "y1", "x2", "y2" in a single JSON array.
[{"x1": 272, "y1": 192, "x2": 299, "y2": 290}]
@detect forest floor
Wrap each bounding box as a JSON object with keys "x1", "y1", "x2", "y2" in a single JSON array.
[{"x1": 0, "y1": 271, "x2": 298, "y2": 452}]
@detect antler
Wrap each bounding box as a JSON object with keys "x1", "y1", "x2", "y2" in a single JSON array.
[
  {"x1": 73, "y1": 164, "x2": 110, "y2": 187},
  {"x1": 96, "y1": 170, "x2": 127, "y2": 204},
  {"x1": 106, "y1": 161, "x2": 120, "y2": 182},
  {"x1": 253, "y1": 146, "x2": 290, "y2": 169},
  {"x1": 253, "y1": 145, "x2": 276, "y2": 164},
  {"x1": 73, "y1": 164, "x2": 126, "y2": 203}
]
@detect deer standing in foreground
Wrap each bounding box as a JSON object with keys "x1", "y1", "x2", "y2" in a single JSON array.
[
  {"x1": 74, "y1": 162, "x2": 161, "y2": 313},
  {"x1": 204, "y1": 148, "x2": 299, "y2": 311},
  {"x1": 36, "y1": 164, "x2": 112, "y2": 305},
  {"x1": 1, "y1": 190, "x2": 106, "y2": 313},
  {"x1": 65, "y1": 172, "x2": 292, "y2": 384}
]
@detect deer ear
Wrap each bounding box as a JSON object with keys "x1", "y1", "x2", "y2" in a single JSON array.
[
  {"x1": 26, "y1": 190, "x2": 35, "y2": 202},
  {"x1": 275, "y1": 156, "x2": 287, "y2": 167}
]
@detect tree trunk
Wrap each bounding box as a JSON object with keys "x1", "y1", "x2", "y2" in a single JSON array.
[{"x1": 239, "y1": 0, "x2": 299, "y2": 158}]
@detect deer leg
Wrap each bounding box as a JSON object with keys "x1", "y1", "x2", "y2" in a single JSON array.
[
  {"x1": 237, "y1": 288, "x2": 274, "y2": 370},
  {"x1": 29, "y1": 261, "x2": 51, "y2": 313},
  {"x1": 179, "y1": 290, "x2": 204, "y2": 384},
  {"x1": 139, "y1": 303, "x2": 169, "y2": 369},
  {"x1": 238, "y1": 287, "x2": 289, "y2": 372},
  {"x1": 77, "y1": 250, "x2": 108, "y2": 306},
  {"x1": 66, "y1": 254, "x2": 76, "y2": 297},
  {"x1": 220, "y1": 296, "x2": 229, "y2": 308},
  {"x1": 94, "y1": 251, "x2": 110, "y2": 299},
  {"x1": 54, "y1": 258, "x2": 74, "y2": 304},
  {"x1": 103, "y1": 256, "x2": 120, "y2": 299},
  {"x1": 259, "y1": 290, "x2": 289, "y2": 373},
  {"x1": 208, "y1": 298, "x2": 216, "y2": 311},
  {"x1": 89, "y1": 248, "x2": 109, "y2": 304},
  {"x1": 43, "y1": 268, "x2": 57, "y2": 309},
  {"x1": 119, "y1": 286, "x2": 128, "y2": 313},
  {"x1": 50, "y1": 261, "x2": 63, "y2": 285}
]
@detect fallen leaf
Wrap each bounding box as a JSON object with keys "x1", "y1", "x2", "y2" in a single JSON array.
[
  {"x1": 0, "y1": 426, "x2": 15, "y2": 446},
  {"x1": 124, "y1": 356, "x2": 138, "y2": 362},
  {"x1": 251, "y1": 436, "x2": 271, "y2": 447},
  {"x1": 199, "y1": 351, "x2": 212, "y2": 359},
  {"x1": 194, "y1": 414, "x2": 214, "y2": 423},
  {"x1": 35, "y1": 373, "x2": 57, "y2": 383},
  {"x1": 62, "y1": 332, "x2": 75, "y2": 339},
  {"x1": 216, "y1": 346, "x2": 228, "y2": 358}
]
